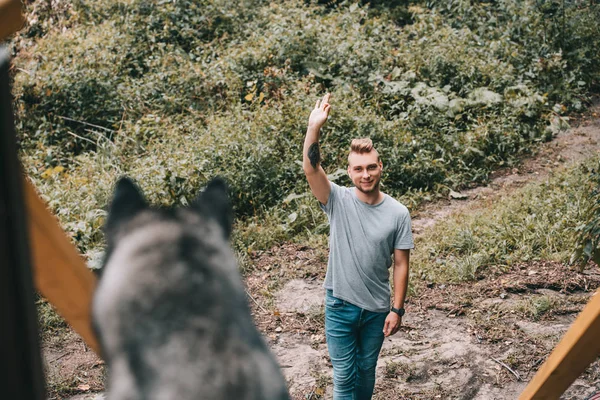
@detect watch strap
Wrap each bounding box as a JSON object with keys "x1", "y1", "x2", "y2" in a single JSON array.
[{"x1": 391, "y1": 307, "x2": 405, "y2": 317}]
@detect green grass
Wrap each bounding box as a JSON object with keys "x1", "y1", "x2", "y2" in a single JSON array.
[
  {"x1": 36, "y1": 296, "x2": 69, "y2": 340},
  {"x1": 412, "y1": 158, "x2": 598, "y2": 284},
  {"x1": 515, "y1": 295, "x2": 561, "y2": 321}
]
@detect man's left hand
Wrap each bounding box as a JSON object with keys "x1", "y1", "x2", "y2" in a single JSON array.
[{"x1": 383, "y1": 312, "x2": 401, "y2": 337}]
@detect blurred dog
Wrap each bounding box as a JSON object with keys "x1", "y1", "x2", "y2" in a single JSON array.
[{"x1": 92, "y1": 177, "x2": 290, "y2": 400}]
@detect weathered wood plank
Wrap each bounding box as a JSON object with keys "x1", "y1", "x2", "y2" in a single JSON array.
[
  {"x1": 25, "y1": 179, "x2": 100, "y2": 354},
  {"x1": 519, "y1": 290, "x2": 600, "y2": 399}
]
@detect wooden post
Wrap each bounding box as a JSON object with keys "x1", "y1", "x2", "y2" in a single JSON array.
[
  {"x1": 0, "y1": 45, "x2": 46, "y2": 400},
  {"x1": 519, "y1": 290, "x2": 600, "y2": 399}
]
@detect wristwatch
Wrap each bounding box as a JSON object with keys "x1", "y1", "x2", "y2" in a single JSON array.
[{"x1": 391, "y1": 307, "x2": 405, "y2": 317}]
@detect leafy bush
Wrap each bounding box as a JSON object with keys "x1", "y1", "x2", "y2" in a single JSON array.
[
  {"x1": 429, "y1": 0, "x2": 600, "y2": 109},
  {"x1": 10, "y1": 0, "x2": 600, "y2": 258}
]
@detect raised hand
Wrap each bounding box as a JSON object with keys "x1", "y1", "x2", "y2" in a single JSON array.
[{"x1": 308, "y1": 93, "x2": 331, "y2": 130}]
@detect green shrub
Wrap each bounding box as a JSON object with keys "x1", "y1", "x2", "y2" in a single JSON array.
[{"x1": 11, "y1": 0, "x2": 600, "y2": 258}]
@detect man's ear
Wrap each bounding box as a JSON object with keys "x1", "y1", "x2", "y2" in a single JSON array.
[
  {"x1": 105, "y1": 177, "x2": 147, "y2": 231},
  {"x1": 192, "y1": 177, "x2": 233, "y2": 239}
]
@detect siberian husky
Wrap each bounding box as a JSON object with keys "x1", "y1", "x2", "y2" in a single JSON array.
[{"x1": 92, "y1": 177, "x2": 290, "y2": 400}]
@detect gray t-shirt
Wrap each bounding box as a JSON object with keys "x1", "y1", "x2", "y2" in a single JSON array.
[{"x1": 320, "y1": 181, "x2": 414, "y2": 313}]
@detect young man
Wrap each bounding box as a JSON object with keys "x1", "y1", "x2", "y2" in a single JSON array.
[{"x1": 303, "y1": 93, "x2": 414, "y2": 400}]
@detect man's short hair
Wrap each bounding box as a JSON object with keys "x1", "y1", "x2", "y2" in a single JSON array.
[
  {"x1": 350, "y1": 138, "x2": 374, "y2": 154},
  {"x1": 348, "y1": 138, "x2": 379, "y2": 162}
]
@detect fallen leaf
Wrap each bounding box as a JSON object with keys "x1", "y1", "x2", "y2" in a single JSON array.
[
  {"x1": 77, "y1": 384, "x2": 90, "y2": 392},
  {"x1": 41, "y1": 168, "x2": 53, "y2": 179}
]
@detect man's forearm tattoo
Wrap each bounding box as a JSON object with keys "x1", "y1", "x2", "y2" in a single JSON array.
[{"x1": 308, "y1": 142, "x2": 321, "y2": 169}]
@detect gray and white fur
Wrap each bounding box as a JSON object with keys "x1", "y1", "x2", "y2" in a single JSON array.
[{"x1": 92, "y1": 177, "x2": 290, "y2": 400}]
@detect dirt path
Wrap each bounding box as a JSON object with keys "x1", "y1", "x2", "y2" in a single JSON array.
[{"x1": 53, "y1": 103, "x2": 600, "y2": 399}]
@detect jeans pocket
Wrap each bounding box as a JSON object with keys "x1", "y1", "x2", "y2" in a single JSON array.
[{"x1": 325, "y1": 292, "x2": 345, "y2": 309}]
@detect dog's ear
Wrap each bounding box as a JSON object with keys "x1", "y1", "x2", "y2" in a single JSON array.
[
  {"x1": 192, "y1": 177, "x2": 233, "y2": 239},
  {"x1": 105, "y1": 177, "x2": 148, "y2": 233}
]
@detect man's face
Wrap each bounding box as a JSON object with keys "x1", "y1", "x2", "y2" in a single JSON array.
[{"x1": 347, "y1": 151, "x2": 383, "y2": 194}]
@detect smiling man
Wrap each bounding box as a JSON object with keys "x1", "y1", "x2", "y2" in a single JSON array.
[{"x1": 303, "y1": 94, "x2": 414, "y2": 400}]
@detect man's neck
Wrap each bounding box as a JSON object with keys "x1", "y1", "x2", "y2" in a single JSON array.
[{"x1": 354, "y1": 187, "x2": 384, "y2": 205}]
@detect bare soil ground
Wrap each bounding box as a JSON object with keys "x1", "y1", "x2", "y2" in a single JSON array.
[
  {"x1": 51, "y1": 103, "x2": 600, "y2": 399},
  {"x1": 42, "y1": 330, "x2": 105, "y2": 399}
]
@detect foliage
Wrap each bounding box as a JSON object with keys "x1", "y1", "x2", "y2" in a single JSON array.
[
  {"x1": 413, "y1": 159, "x2": 596, "y2": 283},
  {"x1": 428, "y1": 0, "x2": 600, "y2": 109},
  {"x1": 10, "y1": 0, "x2": 600, "y2": 258},
  {"x1": 571, "y1": 159, "x2": 600, "y2": 270}
]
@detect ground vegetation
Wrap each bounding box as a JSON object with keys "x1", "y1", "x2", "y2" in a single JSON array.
[{"x1": 10, "y1": 0, "x2": 600, "y2": 259}]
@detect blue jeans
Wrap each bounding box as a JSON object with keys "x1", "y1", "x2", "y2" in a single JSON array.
[{"x1": 325, "y1": 290, "x2": 387, "y2": 400}]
